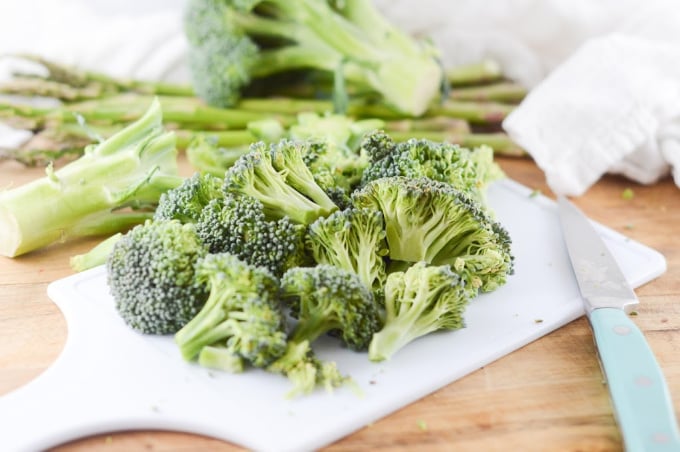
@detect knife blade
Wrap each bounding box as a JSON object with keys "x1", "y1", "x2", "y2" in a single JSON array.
[{"x1": 557, "y1": 195, "x2": 680, "y2": 451}]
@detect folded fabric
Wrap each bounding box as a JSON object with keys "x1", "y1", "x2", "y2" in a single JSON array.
[{"x1": 503, "y1": 34, "x2": 680, "y2": 195}]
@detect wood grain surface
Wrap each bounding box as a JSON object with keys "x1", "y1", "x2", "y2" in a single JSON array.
[{"x1": 1, "y1": 155, "x2": 678, "y2": 452}]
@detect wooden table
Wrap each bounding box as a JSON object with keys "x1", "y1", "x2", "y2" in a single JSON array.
[{"x1": 1, "y1": 155, "x2": 679, "y2": 451}]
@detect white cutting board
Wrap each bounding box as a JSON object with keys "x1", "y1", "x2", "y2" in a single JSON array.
[{"x1": 0, "y1": 179, "x2": 667, "y2": 452}]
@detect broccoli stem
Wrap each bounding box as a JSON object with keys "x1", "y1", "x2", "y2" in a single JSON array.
[
  {"x1": 198, "y1": 345, "x2": 245, "y2": 373},
  {"x1": 0, "y1": 98, "x2": 182, "y2": 257},
  {"x1": 69, "y1": 232, "x2": 123, "y2": 272}
]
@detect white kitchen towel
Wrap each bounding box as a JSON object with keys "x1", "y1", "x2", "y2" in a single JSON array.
[{"x1": 503, "y1": 34, "x2": 680, "y2": 195}]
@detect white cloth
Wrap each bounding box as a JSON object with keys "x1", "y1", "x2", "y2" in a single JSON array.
[{"x1": 503, "y1": 35, "x2": 680, "y2": 195}]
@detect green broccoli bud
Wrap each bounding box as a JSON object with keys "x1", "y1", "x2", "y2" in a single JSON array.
[
  {"x1": 352, "y1": 177, "x2": 514, "y2": 292},
  {"x1": 107, "y1": 219, "x2": 209, "y2": 335},
  {"x1": 174, "y1": 252, "x2": 287, "y2": 368},
  {"x1": 154, "y1": 172, "x2": 224, "y2": 224},
  {"x1": 307, "y1": 208, "x2": 388, "y2": 292},
  {"x1": 196, "y1": 193, "x2": 309, "y2": 277},
  {"x1": 368, "y1": 262, "x2": 470, "y2": 362},
  {"x1": 360, "y1": 132, "x2": 504, "y2": 208},
  {"x1": 224, "y1": 140, "x2": 337, "y2": 224},
  {"x1": 0, "y1": 98, "x2": 182, "y2": 257},
  {"x1": 281, "y1": 265, "x2": 381, "y2": 351}
]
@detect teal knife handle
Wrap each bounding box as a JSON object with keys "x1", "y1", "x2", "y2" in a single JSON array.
[{"x1": 590, "y1": 308, "x2": 680, "y2": 451}]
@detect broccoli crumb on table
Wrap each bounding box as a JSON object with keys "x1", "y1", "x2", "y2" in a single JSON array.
[{"x1": 1, "y1": 155, "x2": 679, "y2": 451}]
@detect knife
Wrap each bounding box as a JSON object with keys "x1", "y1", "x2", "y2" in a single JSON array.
[{"x1": 557, "y1": 195, "x2": 680, "y2": 451}]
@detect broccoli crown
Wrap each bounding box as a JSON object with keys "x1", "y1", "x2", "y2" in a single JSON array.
[
  {"x1": 174, "y1": 252, "x2": 287, "y2": 367},
  {"x1": 224, "y1": 140, "x2": 337, "y2": 224},
  {"x1": 183, "y1": 0, "x2": 443, "y2": 114},
  {"x1": 153, "y1": 172, "x2": 224, "y2": 223},
  {"x1": 196, "y1": 193, "x2": 309, "y2": 276},
  {"x1": 106, "y1": 219, "x2": 209, "y2": 335},
  {"x1": 184, "y1": 0, "x2": 259, "y2": 107},
  {"x1": 307, "y1": 207, "x2": 388, "y2": 291},
  {"x1": 360, "y1": 135, "x2": 504, "y2": 206},
  {"x1": 352, "y1": 176, "x2": 514, "y2": 292},
  {"x1": 368, "y1": 261, "x2": 470, "y2": 362},
  {"x1": 281, "y1": 265, "x2": 381, "y2": 351}
]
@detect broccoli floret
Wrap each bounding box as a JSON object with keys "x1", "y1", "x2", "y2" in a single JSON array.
[
  {"x1": 281, "y1": 265, "x2": 381, "y2": 351},
  {"x1": 368, "y1": 262, "x2": 470, "y2": 362},
  {"x1": 183, "y1": 0, "x2": 443, "y2": 115},
  {"x1": 224, "y1": 140, "x2": 337, "y2": 224},
  {"x1": 196, "y1": 193, "x2": 309, "y2": 276},
  {"x1": 307, "y1": 208, "x2": 388, "y2": 292},
  {"x1": 154, "y1": 172, "x2": 224, "y2": 223},
  {"x1": 0, "y1": 98, "x2": 182, "y2": 257},
  {"x1": 292, "y1": 113, "x2": 378, "y2": 195},
  {"x1": 360, "y1": 132, "x2": 504, "y2": 207},
  {"x1": 198, "y1": 344, "x2": 246, "y2": 373},
  {"x1": 352, "y1": 177, "x2": 514, "y2": 292},
  {"x1": 266, "y1": 339, "x2": 348, "y2": 398},
  {"x1": 174, "y1": 252, "x2": 288, "y2": 368},
  {"x1": 107, "y1": 220, "x2": 209, "y2": 335}
]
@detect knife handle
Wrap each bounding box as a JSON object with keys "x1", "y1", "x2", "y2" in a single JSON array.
[{"x1": 590, "y1": 308, "x2": 680, "y2": 451}]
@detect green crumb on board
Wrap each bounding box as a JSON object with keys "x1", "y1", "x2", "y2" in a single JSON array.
[
  {"x1": 624, "y1": 223, "x2": 634, "y2": 230},
  {"x1": 417, "y1": 419, "x2": 428, "y2": 431},
  {"x1": 629, "y1": 311, "x2": 639, "y2": 316},
  {"x1": 534, "y1": 319, "x2": 544, "y2": 324},
  {"x1": 529, "y1": 189, "x2": 541, "y2": 198},
  {"x1": 622, "y1": 188, "x2": 634, "y2": 200},
  {"x1": 104, "y1": 436, "x2": 113, "y2": 444}
]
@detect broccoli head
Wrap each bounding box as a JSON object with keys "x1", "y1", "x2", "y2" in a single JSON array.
[
  {"x1": 174, "y1": 252, "x2": 288, "y2": 368},
  {"x1": 360, "y1": 132, "x2": 504, "y2": 207},
  {"x1": 307, "y1": 207, "x2": 388, "y2": 292},
  {"x1": 368, "y1": 262, "x2": 470, "y2": 362},
  {"x1": 183, "y1": 0, "x2": 443, "y2": 115},
  {"x1": 224, "y1": 140, "x2": 337, "y2": 224},
  {"x1": 196, "y1": 193, "x2": 309, "y2": 276},
  {"x1": 352, "y1": 177, "x2": 514, "y2": 292},
  {"x1": 153, "y1": 172, "x2": 224, "y2": 224},
  {"x1": 107, "y1": 219, "x2": 209, "y2": 335},
  {"x1": 281, "y1": 265, "x2": 381, "y2": 351}
]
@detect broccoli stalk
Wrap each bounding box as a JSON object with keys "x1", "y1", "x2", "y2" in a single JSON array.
[
  {"x1": 70, "y1": 232, "x2": 123, "y2": 273},
  {"x1": 184, "y1": 0, "x2": 443, "y2": 115},
  {"x1": 368, "y1": 262, "x2": 470, "y2": 362},
  {"x1": 0, "y1": 98, "x2": 182, "y2": 257}
]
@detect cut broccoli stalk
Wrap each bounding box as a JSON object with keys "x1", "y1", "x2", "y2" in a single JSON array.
[
  {"x1": 198, "y1": 345, "x2": 246, "y2": 373},
  {"x1": 368, "y1": 262, "x2": 470, "y2": 362},
  {"x1": 0, "y1": 98, "x2": 182, "y2": 257},
  {"x1": 184, "y1": 0, "x2": 443, "y2": 115}
]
